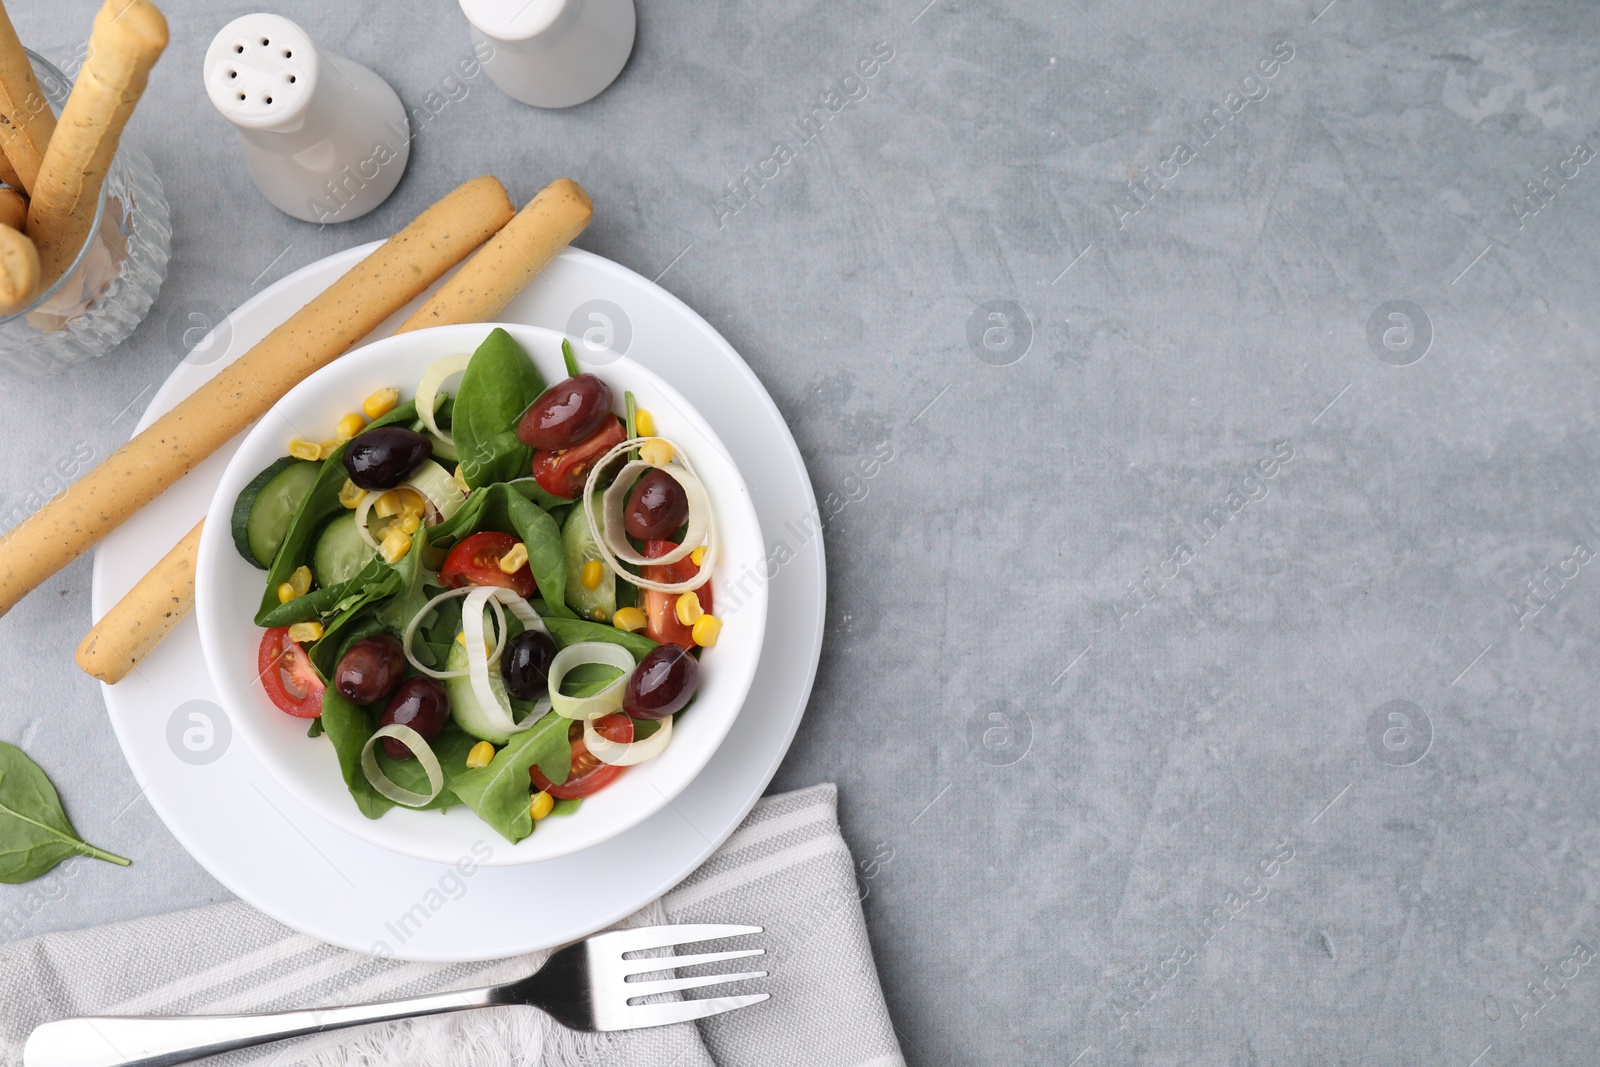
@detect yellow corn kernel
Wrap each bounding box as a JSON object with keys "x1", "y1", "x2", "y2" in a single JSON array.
[
  {"x1": 453, "y1": 464, "x2": 470, "y2": 493},
  {"x1": 399, "y1": 513, "x2": 422, "y2": 535},
  {"x1": 465, "y1": 741, "x2": 495, "y2": 769},
  {"x1": 498, "y1": 543, "x2": 529, "y2": 574},
  {"x1": 399, "y1": 488, "x2": 426, "y2": 518},
  {"x1": 591, "y1": 607, "x2": 608, "y2": 621},
  {"x1": 290, "y1": 565, "x2": 313, "y2": 597},
  {"x1": 530, "y1": 791, "x2": 555, "y2": 821},
  {"x1": 454, "y1": 631, "x2": 493, "y2": 656},
  {"x1": 634, "y1": 408, "x2": 656, "y2": 436},
  {"x1": 276, "y1": 582, "x2": 297, "y2": 603},
  {"x1": 287, "y1": 438, "x2": 321, "y2": 461},
  {"x1": 372, "y1": 490, "x2": 403, "y2": 518},
  {"x1": 675, "y1": 591, "x2": 704, "y2": 626},
  {"x1": 690, "y1": 545, "x2": 707, "y2": 567},
  {"x1": 338, "y1": 479, "x2": 365, "y2": 509},
  {"x1": 613, "y1": 606, "x2": 647, "y2": 632},
  {"x1": 362, "y1": 387, "x2": 399, "y2": 419},
  {"x1": 287, "y1": 620, "x2": 324, "y2": 644},
  {"x1": 336, "y1": 413, "x2": 366, "y2": 440},
  {"x1": 639, "y1": 438, "x2": 674, "y2": 466},
  {"x1": 691, "y1": 614, "x2": 722, "y2": 647},
  {"x1": 320, "y1": 439, "x2": 345, "y2": 457},
  {"x1": 380, "y1": 529, "x2": 412, "y2": 564},
  {"x1": 581, "y1": 559, "x2": 603, "y2": 589}
]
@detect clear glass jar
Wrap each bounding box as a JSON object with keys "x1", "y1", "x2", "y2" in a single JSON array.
[{"x1": 0, "y1": 50, "x2": 171, "y2": 375}]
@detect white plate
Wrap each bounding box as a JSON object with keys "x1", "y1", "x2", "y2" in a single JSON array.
[
  {"x1": 91, "y1": 246, "x2": 824, "y2": 961},
  {"x1": 196, "y1": 323, "x2": 767, "y2": 865}
]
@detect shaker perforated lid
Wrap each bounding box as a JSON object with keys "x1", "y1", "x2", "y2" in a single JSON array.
[
  {"x1": 457, "y1": 0, "x2": 569, "y2": 43},
  {"x1": 202, "y1": 13, "x2": 319, "y2": 130}
]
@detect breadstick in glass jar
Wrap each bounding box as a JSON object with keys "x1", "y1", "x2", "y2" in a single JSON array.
[{"x1": 27, "y1": 0, "x2": 167, "y2": 286}]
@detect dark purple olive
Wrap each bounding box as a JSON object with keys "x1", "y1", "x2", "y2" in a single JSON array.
[
  {"x1": 624, "y1": 469, "x2": 690, "y2": 540},
  {"x1": 515, "y1": 374, "x2": 614, "y2": 450},
  {"x1": 379, "y1": 677, "x2": 450, "y2": 759},
  {"x1": 500, "y1": 630, "x2": 558, "y2": 701},
  {"x1": 623, "y1": 644, "x2": 699, "y2": 721},
  {"x1": 343, "y1": 426, "x2": 432, "y2": 490},
  {"x1": 334, "y1": 635, "x2": 406, "y2": 705}
]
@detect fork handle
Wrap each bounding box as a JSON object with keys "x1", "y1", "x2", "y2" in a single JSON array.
[{"x1": 23, "y1": 987, "x2": 498, "y2": 1067}]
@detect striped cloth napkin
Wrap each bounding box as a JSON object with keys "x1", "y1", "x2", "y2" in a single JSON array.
[{"x1": 0, "y1": 784, "x2": 904, "y2": 1067}]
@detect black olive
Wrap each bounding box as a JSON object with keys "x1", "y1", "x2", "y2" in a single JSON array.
[{"x1": 344, "y1": 427, "x2": 431, "y2": 490}]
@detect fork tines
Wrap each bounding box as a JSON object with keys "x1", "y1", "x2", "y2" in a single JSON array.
[{"x1": 590, "y1": 924, "x2": 770, "y2": 1030}]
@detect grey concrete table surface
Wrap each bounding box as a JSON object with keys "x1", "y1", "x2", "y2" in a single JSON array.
[{"x1": 0, "y1": 0, "x2": 1594, "y2": 1062}]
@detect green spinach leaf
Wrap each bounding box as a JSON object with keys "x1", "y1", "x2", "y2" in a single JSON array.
[
  {"x1": 447, "y1": 711, "x2": 571, "y2": 844},
  {"x1": 428, "y1": 483, "x2": 571, "y2": 618},
  {"x1": 452, "y1": 328, "x2": 545, "y2": 490},
  {"x1": 319, "y1": 691, "x2": 394, "y2": 820},
  {"x1": 0, "y1": 742, "x2": 129, "y2": 882},
  {"x1": 543, "y1": 616, "x2": 656, "y2": 660}
]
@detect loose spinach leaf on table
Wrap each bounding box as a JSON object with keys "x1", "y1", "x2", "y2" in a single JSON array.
[
  {"x1": 447, "y1": 711, "x2": 572, "y2": 844},
  {"x1": 452, "y1": 328, "x2": 545, "y2": 490},
  {"x1": 253, "y1": 400, "x2": 419, "y2": 626},
  {"x1": 0, "y1": 742, "x2": 129, "y2": 882},
  {"x1": 428, "y1": 483, "x2": 572, "y2": 618}
]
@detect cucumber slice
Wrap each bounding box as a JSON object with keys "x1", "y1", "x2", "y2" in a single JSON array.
[
  {"x1": 232, "y1": 458, "x2": 320, "y2": 568},
  {"x1": 424, "y1": 431, "x2": 458, "y2": 464},
  {"x1": 444, "y1": 639, "x2": 517, "y2": 744},
  {"x1": 562, "y1": 503, "x2": 615, "y2": 622},
  {"x1": 312, "y1": 513, "x2": 378, "y2": 587}
]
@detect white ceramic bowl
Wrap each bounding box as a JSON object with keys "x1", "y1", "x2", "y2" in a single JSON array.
[{"x1": 195, "y1": 323, "x2": 767, "y2": 865}]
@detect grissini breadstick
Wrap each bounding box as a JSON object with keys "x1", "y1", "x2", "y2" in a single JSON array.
[
  {"x1": 27, "y1": 0, "x2": 166, "y2": 287},
  {"x1": 394, "y1": 178, "x2": 592, "y2": 334},
  {"x1": 0, "y1": 186, "x2": 25, "y2": 231},
  {"x1": 0, "y1": 220, "x2": 37, "y2": 309},
  {"x1": 0, "y1": 1, "x2": 58, "y2": 193},
  {"x1": 75, "y1": 520, "x2": 201, "y2": 683},
  {"x1": 1, "y1": 175, "x2": 514, "y2": 619}
]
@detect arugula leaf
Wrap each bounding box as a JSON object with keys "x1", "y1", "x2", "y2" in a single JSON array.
[
  {"x1": 453, "y1": 328, "x2": 545, "y2": 490},
  {"x1": 253, "y1": 400, "x2": 419, "y2": 625},
  {"x1": 428, "y1": 482, "x2": 572, "y2": 618},
  {"x1": 0, "y1": 742, "x2": 129, "y2": 882},
  {"x1": 447, "y1": 712, "x2": 571, "y2": 844},
  {"x1": 562, "y1": 337, "x2": 581, "y2": 378}
]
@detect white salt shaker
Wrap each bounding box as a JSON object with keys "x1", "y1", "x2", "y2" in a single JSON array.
[
  {"x1": 458, "y1": 0, "x2": 636, "y2": 109},
  {"x1": 203, "y1": 13, "x2": 410, "y2": 224}
]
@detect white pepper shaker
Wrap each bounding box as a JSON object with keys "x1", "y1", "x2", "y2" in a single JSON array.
[
  {"x1": 203, "y1": 13, "x2": 410, "y2": 224},
  {"x1": 458, "y1": 0, "x2": 635, "y2": 109}
]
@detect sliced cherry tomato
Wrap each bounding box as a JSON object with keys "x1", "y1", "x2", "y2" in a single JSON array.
[
  {"x1": 642, "y1": 539, "x2": 713, "y2": 650},
  {"x1": 258, "y1": 627, "x2": 326, "y2": 718},
  {"x1": 531, "y1": 417, "x2": 626, "y2": 500},
  {"x1": 439, "y1": 531, "x2": 537, "y2": 597},
  {"x1": 530, "y1": 713, "x2": 634, "y2": 799}
]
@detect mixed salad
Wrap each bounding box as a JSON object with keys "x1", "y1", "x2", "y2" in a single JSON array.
[{"x1": 234, "y1": 328, "x2": 720, "y2": 844}]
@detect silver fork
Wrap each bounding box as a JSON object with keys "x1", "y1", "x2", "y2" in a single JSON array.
[{"x1": 24, "y1": 924, "x2": 768, "y2": 1067}]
